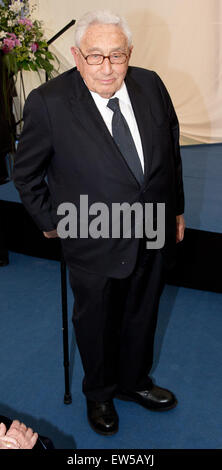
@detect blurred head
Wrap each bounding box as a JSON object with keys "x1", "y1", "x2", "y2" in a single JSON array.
[{"x1": 71, "y1": 10, "x2": 133, "y2": 98}]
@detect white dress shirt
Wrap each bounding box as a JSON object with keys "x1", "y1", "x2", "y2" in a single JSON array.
[{"x1": 89, "y1": 82, "x2": 144, "y2": 172}]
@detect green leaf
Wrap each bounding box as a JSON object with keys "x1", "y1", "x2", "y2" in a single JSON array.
[
  {"x1": 21, "y1": 61, "x2": 31, "y2": 71},
  {"x1": 44, "y1": 51, "x2": 54, "y2": 60},
  {"x1": 29, "y1": 62, "x2": 38, "y2": 71}
]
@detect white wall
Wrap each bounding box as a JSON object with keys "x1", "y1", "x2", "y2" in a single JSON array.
[{"x1": 19, "y1": 0, "x2": 222, "y2": 145}]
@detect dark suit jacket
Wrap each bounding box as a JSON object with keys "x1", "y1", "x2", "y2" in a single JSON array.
[{"x1": 13, "y1": 66, "x2": 184, "y2": 278}]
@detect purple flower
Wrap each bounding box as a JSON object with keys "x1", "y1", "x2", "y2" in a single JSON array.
[{"x1": 31, "y1": 42, "x2": 38, "y2": 53}]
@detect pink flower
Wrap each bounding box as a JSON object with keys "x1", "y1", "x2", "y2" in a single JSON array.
[
  {"x1": 7, "y1": 33, "x2": 21, "y2": 46},
  {"x1": 18, "y1": 18, "x2": 33, "y2": 30},
  {"x1": 3, "y1": 37, "x2": 15, "y2": 48},
  {"x1": 31, "y1": 42, "x2": 38, "y2": 53},
  {"x1": 2, "y1": 38, "x2": 15, "y2": 53},
  {"x1": 8, "y1": 33, "x2": 17, "y2": 39},
  {"x1": 2, "y1": 35, "x2": 21, "y2": 53}
]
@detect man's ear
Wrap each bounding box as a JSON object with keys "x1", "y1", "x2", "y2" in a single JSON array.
[
  {"x1": 71, "y1": 47, "x2": 80, "y2": 70},
  {"x1": 128, "y1": 45, "x2": 133, "y2": 59}
]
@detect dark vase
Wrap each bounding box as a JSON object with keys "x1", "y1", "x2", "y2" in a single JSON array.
[{"x1": 0, "y1": 50, "x2": 16, "y2": 185}]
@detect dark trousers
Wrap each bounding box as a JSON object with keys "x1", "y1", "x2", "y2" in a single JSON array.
[{"x1": 68, "y1": 240, "x2": 165, "y2": 401}]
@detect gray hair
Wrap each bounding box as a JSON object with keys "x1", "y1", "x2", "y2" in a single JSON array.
[{"x1": 74, "y1": 10, "x2": 132, "y2": 48}]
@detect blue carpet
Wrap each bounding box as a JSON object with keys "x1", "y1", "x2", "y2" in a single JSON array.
[{"x1": 0, "y1": 252, "x2": 222, "y2": 449}]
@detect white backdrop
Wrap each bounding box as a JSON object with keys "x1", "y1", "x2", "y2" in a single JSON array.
[{"x1": 18, "y1": 0, "x2": 222, "y2": 145}]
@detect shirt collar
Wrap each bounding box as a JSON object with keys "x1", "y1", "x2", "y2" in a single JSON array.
[{"x1": 89, "y1": 81, "x2": 130, "y2": 108}]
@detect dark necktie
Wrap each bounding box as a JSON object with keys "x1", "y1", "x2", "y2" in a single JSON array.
[{"x1": 107, "y1": 98, "x2": 144, "y2": 186}]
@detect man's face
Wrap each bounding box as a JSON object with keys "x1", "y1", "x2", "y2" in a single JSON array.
[{"x1": 71, "y1": 23, "x2": 133, "y2": 98}]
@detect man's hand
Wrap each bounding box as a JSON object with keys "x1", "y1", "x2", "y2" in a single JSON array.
[
  {"x1": 0, "y1": 421, "x2": 38, "y2": 449},
  {"x1": 176, "y1": 214, "x2": 185, "y2": 243},
  {"x1": 43, "y1": 229, "x2": 58, "y2": 239}
]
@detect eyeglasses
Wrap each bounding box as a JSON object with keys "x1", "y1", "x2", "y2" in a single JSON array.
[{"x1": 79, "y1": 49, "x2": 128, "y2": 65}]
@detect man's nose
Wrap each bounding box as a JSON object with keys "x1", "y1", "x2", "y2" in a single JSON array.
[{"x1": 101, "y1": 57, "x2": 113, "y2": 74}]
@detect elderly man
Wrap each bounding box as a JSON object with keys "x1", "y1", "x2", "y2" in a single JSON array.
[{"x1": 13, "y1": 10, "x2": 185, "y2": 436}]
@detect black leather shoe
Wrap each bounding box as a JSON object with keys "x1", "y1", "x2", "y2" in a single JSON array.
[
  {"x1": 116, "y1": 384, "x2": 177, "y2": 411},
  {"x1": 87, "y1": 399, "x2": 119, "y2": 435}
]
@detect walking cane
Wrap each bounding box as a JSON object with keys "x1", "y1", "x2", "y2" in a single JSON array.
[
  {"x1": 44, "y1": 21, "x2": 76, "y2": 406},
  {"x1": 60, "y1": 252, "x2": 72, "y2": 404}
]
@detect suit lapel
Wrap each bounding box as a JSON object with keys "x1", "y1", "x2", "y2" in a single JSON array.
[
  {"x1": 69, "y1": 71, "x2": 115, "y2": 150},
  {"x1": 125, "y1": 69, "x2": 153, "y2": 184}
]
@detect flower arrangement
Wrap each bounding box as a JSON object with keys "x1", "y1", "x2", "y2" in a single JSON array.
[{"x1": 0, "y1": 0, "x2": 59, "y2": 77}]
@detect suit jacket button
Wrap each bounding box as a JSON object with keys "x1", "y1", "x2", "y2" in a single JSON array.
[{"x1": 121, "y1": 261, "x2": 126, "y2": 264}]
